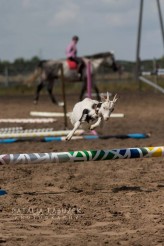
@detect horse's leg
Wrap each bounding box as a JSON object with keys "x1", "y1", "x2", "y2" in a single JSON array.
[
  {"x1": 93, "y1": 80, "x2": 101, "y2": 101},
  {"x1": 47, "y1": 79, "x2": 59, "y2": 105},
  {"x1": 79, "y1": 78, "x2": 87, "y2": 101},
  {"x1": 33, "y1": 81, "x2": 44, "y2": 104}
]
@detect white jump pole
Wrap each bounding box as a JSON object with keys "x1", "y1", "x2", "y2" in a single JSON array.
[
  {"x1": 0, "y1": 128, "x2": 54, "y2": 133},
  {"x1": 30, "y1": 111, "x2": 124, "y2": 118},
  {"x1": 30, "y1": 112, "x2": 71, "y2": 117},
  {"x1": 0, "y1": 129, "x2": 84, "y2": 139},
  {"x1": 0, "y1": 118, "x2": 57, "y2": 123},
  {"x1": 139, "y1": 76, "x2": 164, "y2": 93}
]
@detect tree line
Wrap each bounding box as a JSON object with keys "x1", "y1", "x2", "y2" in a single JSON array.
[
  {"x1": 1, "y1": 56, "x2": 164, "y2": 76},
  {"x1": 0, "y1": 56, "x2": 40, "y2": 76}
]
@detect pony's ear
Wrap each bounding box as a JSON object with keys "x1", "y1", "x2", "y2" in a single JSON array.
[
  {"x1": 113, "y1": 94, "x2": 118, "y2": 103},
  {"x1": 106, "y1": 91, "x2": 110, "y2": 101},
  {"x1": 100, "y1": 93, "x2": 106, "y2": 102},
  {"x1": 100, "y1": 92, "x2": 110, "y2": 102}
]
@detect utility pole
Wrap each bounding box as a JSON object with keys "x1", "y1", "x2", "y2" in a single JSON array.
[
  {"x1": 135, "y1": 0, "x2": 164, "y2": 93},
  {"x1": 135, "y1": 0, "x2": 144, "y2": 90},
  {"x1": 156, "y1": 0, "x2": 164, "y2": 52}
]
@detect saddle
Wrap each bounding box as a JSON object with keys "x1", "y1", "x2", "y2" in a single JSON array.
[{"x1": 66, "y1": 59, "x2": 78, "y2": 70}]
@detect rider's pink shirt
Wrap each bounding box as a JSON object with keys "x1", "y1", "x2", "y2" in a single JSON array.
[{"x1": 66, "y1": 40, "x2": 77, "y2": 58}]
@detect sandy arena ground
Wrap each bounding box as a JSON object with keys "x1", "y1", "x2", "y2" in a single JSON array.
[{"x1": 0, "y1": 91, "x2": 163, "y2": 246}]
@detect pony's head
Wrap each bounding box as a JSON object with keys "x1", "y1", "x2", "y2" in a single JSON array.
[{"x1": 99, "y1": 92, "x2": 118, "y2": 121}]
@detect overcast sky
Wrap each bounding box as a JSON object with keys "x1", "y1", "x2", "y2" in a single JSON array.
[{"x1": 0, "y1": 0, "x2": 164, "y2": 62}]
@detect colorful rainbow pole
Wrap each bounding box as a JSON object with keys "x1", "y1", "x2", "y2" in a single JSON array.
[{"x1": 0, "y1": 146, "x2": 163, "y2": 165}]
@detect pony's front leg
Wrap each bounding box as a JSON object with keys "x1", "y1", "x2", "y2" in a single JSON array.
[
  {"x1": 66, "y1": 121, "x2": 81, "y2": 141},
  {"x1": 90, "y1": 117, "x2": 102, "y2": 130}
]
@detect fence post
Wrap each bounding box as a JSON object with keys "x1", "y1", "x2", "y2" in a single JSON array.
[
  {"x1": 87, "y1": 61, "x2": 92, "y2": 98},
  {"x1": 5, "y1": 67, "x2": 9, "y2": 87},
  {"x1": 60, "y1": 64, "x2": 68, "y2": 129}
]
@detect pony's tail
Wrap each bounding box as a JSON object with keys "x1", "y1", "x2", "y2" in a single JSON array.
[{"x1": 24, "y1": 67, "x2": 42, "y2": 86}]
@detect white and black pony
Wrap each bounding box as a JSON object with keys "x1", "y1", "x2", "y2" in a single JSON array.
[{"x1": 26, "y1": 52, "x2": 118, "y2": 105}]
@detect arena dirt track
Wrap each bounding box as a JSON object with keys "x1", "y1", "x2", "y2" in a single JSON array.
[{"x1": 0, "y1": 91, "x2": 164, "y2": 246}]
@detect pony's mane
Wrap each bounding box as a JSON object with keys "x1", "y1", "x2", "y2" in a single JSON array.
[{"x1": 84, "y1": 52, "x2": 113, "y2": 59}]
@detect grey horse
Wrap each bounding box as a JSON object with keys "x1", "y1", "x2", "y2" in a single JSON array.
[{"x1": 26, "y1": 52, "x2": 119, "y2": 105}]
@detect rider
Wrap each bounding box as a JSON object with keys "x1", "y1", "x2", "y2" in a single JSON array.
[{"x1": 66, "y1": 35, "x2": 85, "y2": 80}]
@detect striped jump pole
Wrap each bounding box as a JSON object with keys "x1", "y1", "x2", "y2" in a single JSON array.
[
  {"x1": 0, "y1": 127, "x2": 23, "y2": 131},
  {"x1": 0, "y1": 189, "x2": 7, "y2": 196},
  {"x1": 44, "y1": 133, "x2": 150, "y2": 142},
  {"x1": 0, "y1": 128, "x2": 54, "y2": 133},
  {"x1": 0, "y1": 146, "x2": 163, "y2": 165},
  {"x1": 0, "y1": 118, "x2": 57, "y2": 123},
  {"x1": 0, "y1": 129, "x2": 84, "y2": 139},
  {"x1": 0, "y1": 133, "x2": 150, "y2": 144}
]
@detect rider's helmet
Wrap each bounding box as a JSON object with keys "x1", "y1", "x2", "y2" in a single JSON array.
[{"x1": 72, "y1": 35, "x2": 79, "y2": 41}]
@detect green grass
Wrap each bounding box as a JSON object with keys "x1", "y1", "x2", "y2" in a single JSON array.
[{"x1": 0, "y1": 74, "x2": 163, "y2": 96}]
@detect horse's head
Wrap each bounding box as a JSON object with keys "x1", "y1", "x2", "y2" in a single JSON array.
[
  {"x1": 104, "y1": 52, "x2": 119, "y2": 72},
  {"x1": 82, "y1": 51, "x2": 119, "y2": 79}
]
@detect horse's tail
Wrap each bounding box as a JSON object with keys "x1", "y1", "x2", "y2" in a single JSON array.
[
  {"x1": 26, "y1": 67, "x2": 42, "y2": 85},
  {"x1": 24, "y1": 60, "x2": 47, "y2": 86}
]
